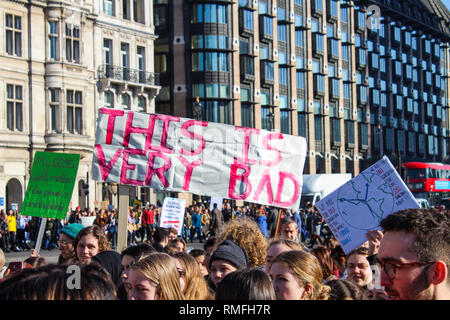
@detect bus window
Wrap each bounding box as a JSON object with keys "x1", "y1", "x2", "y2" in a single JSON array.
[{"x1": 406, "y1": 168, "x2": 426, "y2": 179}]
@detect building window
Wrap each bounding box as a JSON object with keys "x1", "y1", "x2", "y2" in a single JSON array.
[
  {"x1": 263, "y1": 62, "x2": 274, "y2": 81},
  {"x1": 262, "y1": 16, "x2": 273, "y2": 38},
  {"x1": 67, "y1": 90, "x2": 82, "y2": 134},
  {"x1": 280, "y1": 110, "x2": 291, "y2": 134},
  {"x1": 298, "y1": 112, "x2": 308, "y2": 139},
  {"x1": 5, "y1": 14, "x2": 22, "y2": 56},
  {"x1": 205, "y1": 101, "x2": 233, "y2": 124},
  {"x1": 345, "y1": 120, "x2": 355, "y2": 145},
  {"x1": 295, "y1": 30, "x2": 304, "y2": 47},
  {"x1": 243, "y1": 9, "x2": 254, "y2": 31},
  {"x1": 241, "y1": 103, "x2": 254, "y2": 128},
  {"x1": 261, "y1": 106, "x2": 272, "y2": 130},
  {"x1": 65, "y1": 24, "x2": 80, "y2": 63},
  {"x1": 49, "y1": 21, "x2": 58, "y2": 60},
  {"x1": 133, "y1": 0, "x2": 145, "y2": 23},
  {"x1": 296, "y1": 71, "x2": 305, "y2": 89},
  {"x1": 6, "y1": 84, "x2": 23, "y2": 131},
  {"x1": 103, "y1": 0, "x2": 115, "y2": 16},
  {"x1": 104, "y1": 39, "x2": 113, "y2": 65},
  {"x1": 121, "y1": 93, "x2": 131, "y2": 109},
  {"x1": 104, "y1": 91, "x2": 114, "y2": 108},
  {"x1": 137, "y1": 46, "x2": 146, "y2": 81},
  {"x1": 193, "y1": 4, "x2": 227, "y2": 24},
  {"x1": 279, "y1": 67, "x2": 288, "y2": 85},
  {"x1": 137, "y1": 96, "x2": 146, "y2": 112},
  {"x1": 50, "y1": 89, "x2": 60, "y2": 132},
  {"x1": 154, "y1": 5, "x2": 167, "y2": 27}
]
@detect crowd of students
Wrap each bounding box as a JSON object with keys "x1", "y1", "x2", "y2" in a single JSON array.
[{"x1": 0, "y1": 202, "x2": 448, "y2": 301}]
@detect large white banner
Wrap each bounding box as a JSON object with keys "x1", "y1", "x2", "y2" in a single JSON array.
[
  {"x1": 315, "y1": 156, "x2": 420, "y2": 254},
  {"x1": 92, "y1": 108, "x2": 307, "y2": 210}
]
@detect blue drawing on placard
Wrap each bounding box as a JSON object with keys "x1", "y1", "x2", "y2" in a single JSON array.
[{"x1": 336, "y1": 172, "x2": 395, "y2": 230}]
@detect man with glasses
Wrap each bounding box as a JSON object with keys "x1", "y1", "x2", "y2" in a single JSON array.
[{"x1": 377, "y1": 208, "x2": 449, "y2": 300}]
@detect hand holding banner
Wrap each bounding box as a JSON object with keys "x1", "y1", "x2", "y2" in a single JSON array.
[{"x1": 315, "y1": 156, "x2": 420, "y2": 254}]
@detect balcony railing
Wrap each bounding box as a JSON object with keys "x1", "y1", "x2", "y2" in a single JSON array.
[{"x1": 97, "y1": 65, "x2": 160, "y2": 86}]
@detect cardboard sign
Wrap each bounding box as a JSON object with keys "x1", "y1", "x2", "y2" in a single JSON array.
[
  {"x1": 81, "y1": 216, "x2": 96, "y2": 227},
  {"x1": 315, "y1": 156, "x2": 420, "y2": 254},
  {"x1": 160, "y1": 197, "x2": 186, "y2": 235},
  {"x1": 92, "y1": 108, "x2": 307, "y2": 209},
  {"x1": 21, "y1": 152, "x2": 80, "y2": 219}
]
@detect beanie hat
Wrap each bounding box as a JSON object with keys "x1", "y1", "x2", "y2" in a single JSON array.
[
  {"x1": 209, "y1": 240, "x2": 248, "y2": 270},
  {"x1": 61, "y1": 223, "x2": 85, "y2": 240}
]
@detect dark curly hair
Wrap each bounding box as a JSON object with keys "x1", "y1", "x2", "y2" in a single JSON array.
[{"x1": 380, "y1": 208, "x2": 450, "y2": 271}]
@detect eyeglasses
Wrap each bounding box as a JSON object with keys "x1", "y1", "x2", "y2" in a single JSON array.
[
  {"x1": 58, "y1": 240, "x2": 73, "y2": 245},
  {"x1": 379, "y1": 260, "x2": 435, "y2": 280}
]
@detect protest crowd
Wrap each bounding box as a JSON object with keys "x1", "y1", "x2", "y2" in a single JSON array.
[{"x1": 0, "y1": 200, "x2": 448, "y2": 300}]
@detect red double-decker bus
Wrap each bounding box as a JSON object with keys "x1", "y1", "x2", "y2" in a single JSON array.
[{"x1": 402, "y1": 162, "x2": 450, "y2": 207}]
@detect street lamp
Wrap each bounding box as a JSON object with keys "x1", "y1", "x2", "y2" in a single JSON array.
[{"x1": 193, "y1": 96, "x2": 202, "y2": 120}]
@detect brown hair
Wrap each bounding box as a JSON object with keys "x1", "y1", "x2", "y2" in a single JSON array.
[
  {"x1": 272, "y1": 250, "x2": 331, "y2": 300},
  {"x1": 215, "y1": 217, "x2": 268, "y2": 267},
  {"x1": 216, "y1": 268, "x2": 276, "y2": 300},
  {"x1": 380, "y1": 208, "x2": 450, "y2": 274},
  {"x1": 73, "y1": 225, "x2": 111, "y2": 260},
  {"x1": 0, "y1": 263, "x2": 117, "y2": 300},
  {"x1": 311, "y1": 246, "x2": 335, "y2": 280}
]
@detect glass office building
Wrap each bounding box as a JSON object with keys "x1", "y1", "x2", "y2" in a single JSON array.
[{"x1": 154, "y1": 0, "x2": 450, "y2": 176}]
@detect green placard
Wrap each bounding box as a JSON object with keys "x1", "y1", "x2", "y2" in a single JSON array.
[{"x1": 21, "y1": 152, "x2": 80, "y2": 219}]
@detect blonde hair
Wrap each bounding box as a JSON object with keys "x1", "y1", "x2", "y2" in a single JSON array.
[
  {"x1": 130, "y1": 253, "x2": 184, "y2": 300},
  {"x1": 215, "y1": 217, "x2": 268, "y2": 267},
  {"x1": 272, "y1": 250, "x2": 331, "y2": 300},
  {"x1": 170, "y1": 252, "x2": 214, "y2": 300}
]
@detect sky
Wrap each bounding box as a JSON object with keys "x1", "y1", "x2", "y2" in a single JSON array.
[{"x1": 443, "y1": 0, "x2": 450, "y2": 12}]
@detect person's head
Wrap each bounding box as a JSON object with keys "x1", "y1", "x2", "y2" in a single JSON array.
[
  {"x1": 311, "y1": 246, "x2": 335, "y2": 280},
  {"x1": 58, "y1": 223, "x2": 85, "y2": 262},
  {"x1": 92, "y1": 250, "x2": 123, "y2": 292},
  {"x1": 168, "y1": 228, "x2": 178, "y2": 241},
  {"x1": 74, "y1": 225, "x2": 110, "y2": 264},
  {"x1": 170, "y1": 252, "x2": 213, "y2": 300},
  {"x1": 153, "y1": 227, "x2": 170, "y2": 246},
  {"x1": 167, "y1": 238, "x2": 187, "y2": 253},
  {"x1": 378, "y1": 208, "x2": 450, "y2": 300},
  {"x1": 209, "y1": 240, "x2": 248, "y2": 286},
  {"x1": 24, "y1": 257, "x2": 47, "y2": 268},
  {"x1": 189, "y1": 249, "x2": 208, "y2": 277},
  {"x1": 279, "y1": 218, "x2": 299, "y2": 241},
  {"x1": 215, "y1": 268, "x2": 276, "y2": 300},
  {"x1": 0, "y1": 263, "x2": 117, "y2": 300},
  {"x1": 327, "y1": 279, "x2": 368, "y2": 300},
  {"x1": 346, "y1": 247, "x2": 373, "y2": 289},
  {"x1": 120, "y1": 243, "x2": 156, "y2": 290},
  {"x1": 203, "y1": 236, "x2": 217, "y2": 271},
  {"x1": 214, "y1": 217, "x2": 268, "y2": 267},
  {"x1": 265, "y1": 239, "x2": 304, "y2": 273},
  {"x1": 127, "y1": 253, "x2": 184, "y2": 300},
  {"x1": 270, "y1": 250, "x2": 331, "y2": 300}
]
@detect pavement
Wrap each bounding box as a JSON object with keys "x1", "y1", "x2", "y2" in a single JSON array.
[{"x1": 3, "y1": 238, "x2": 206, "y2": 266}]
